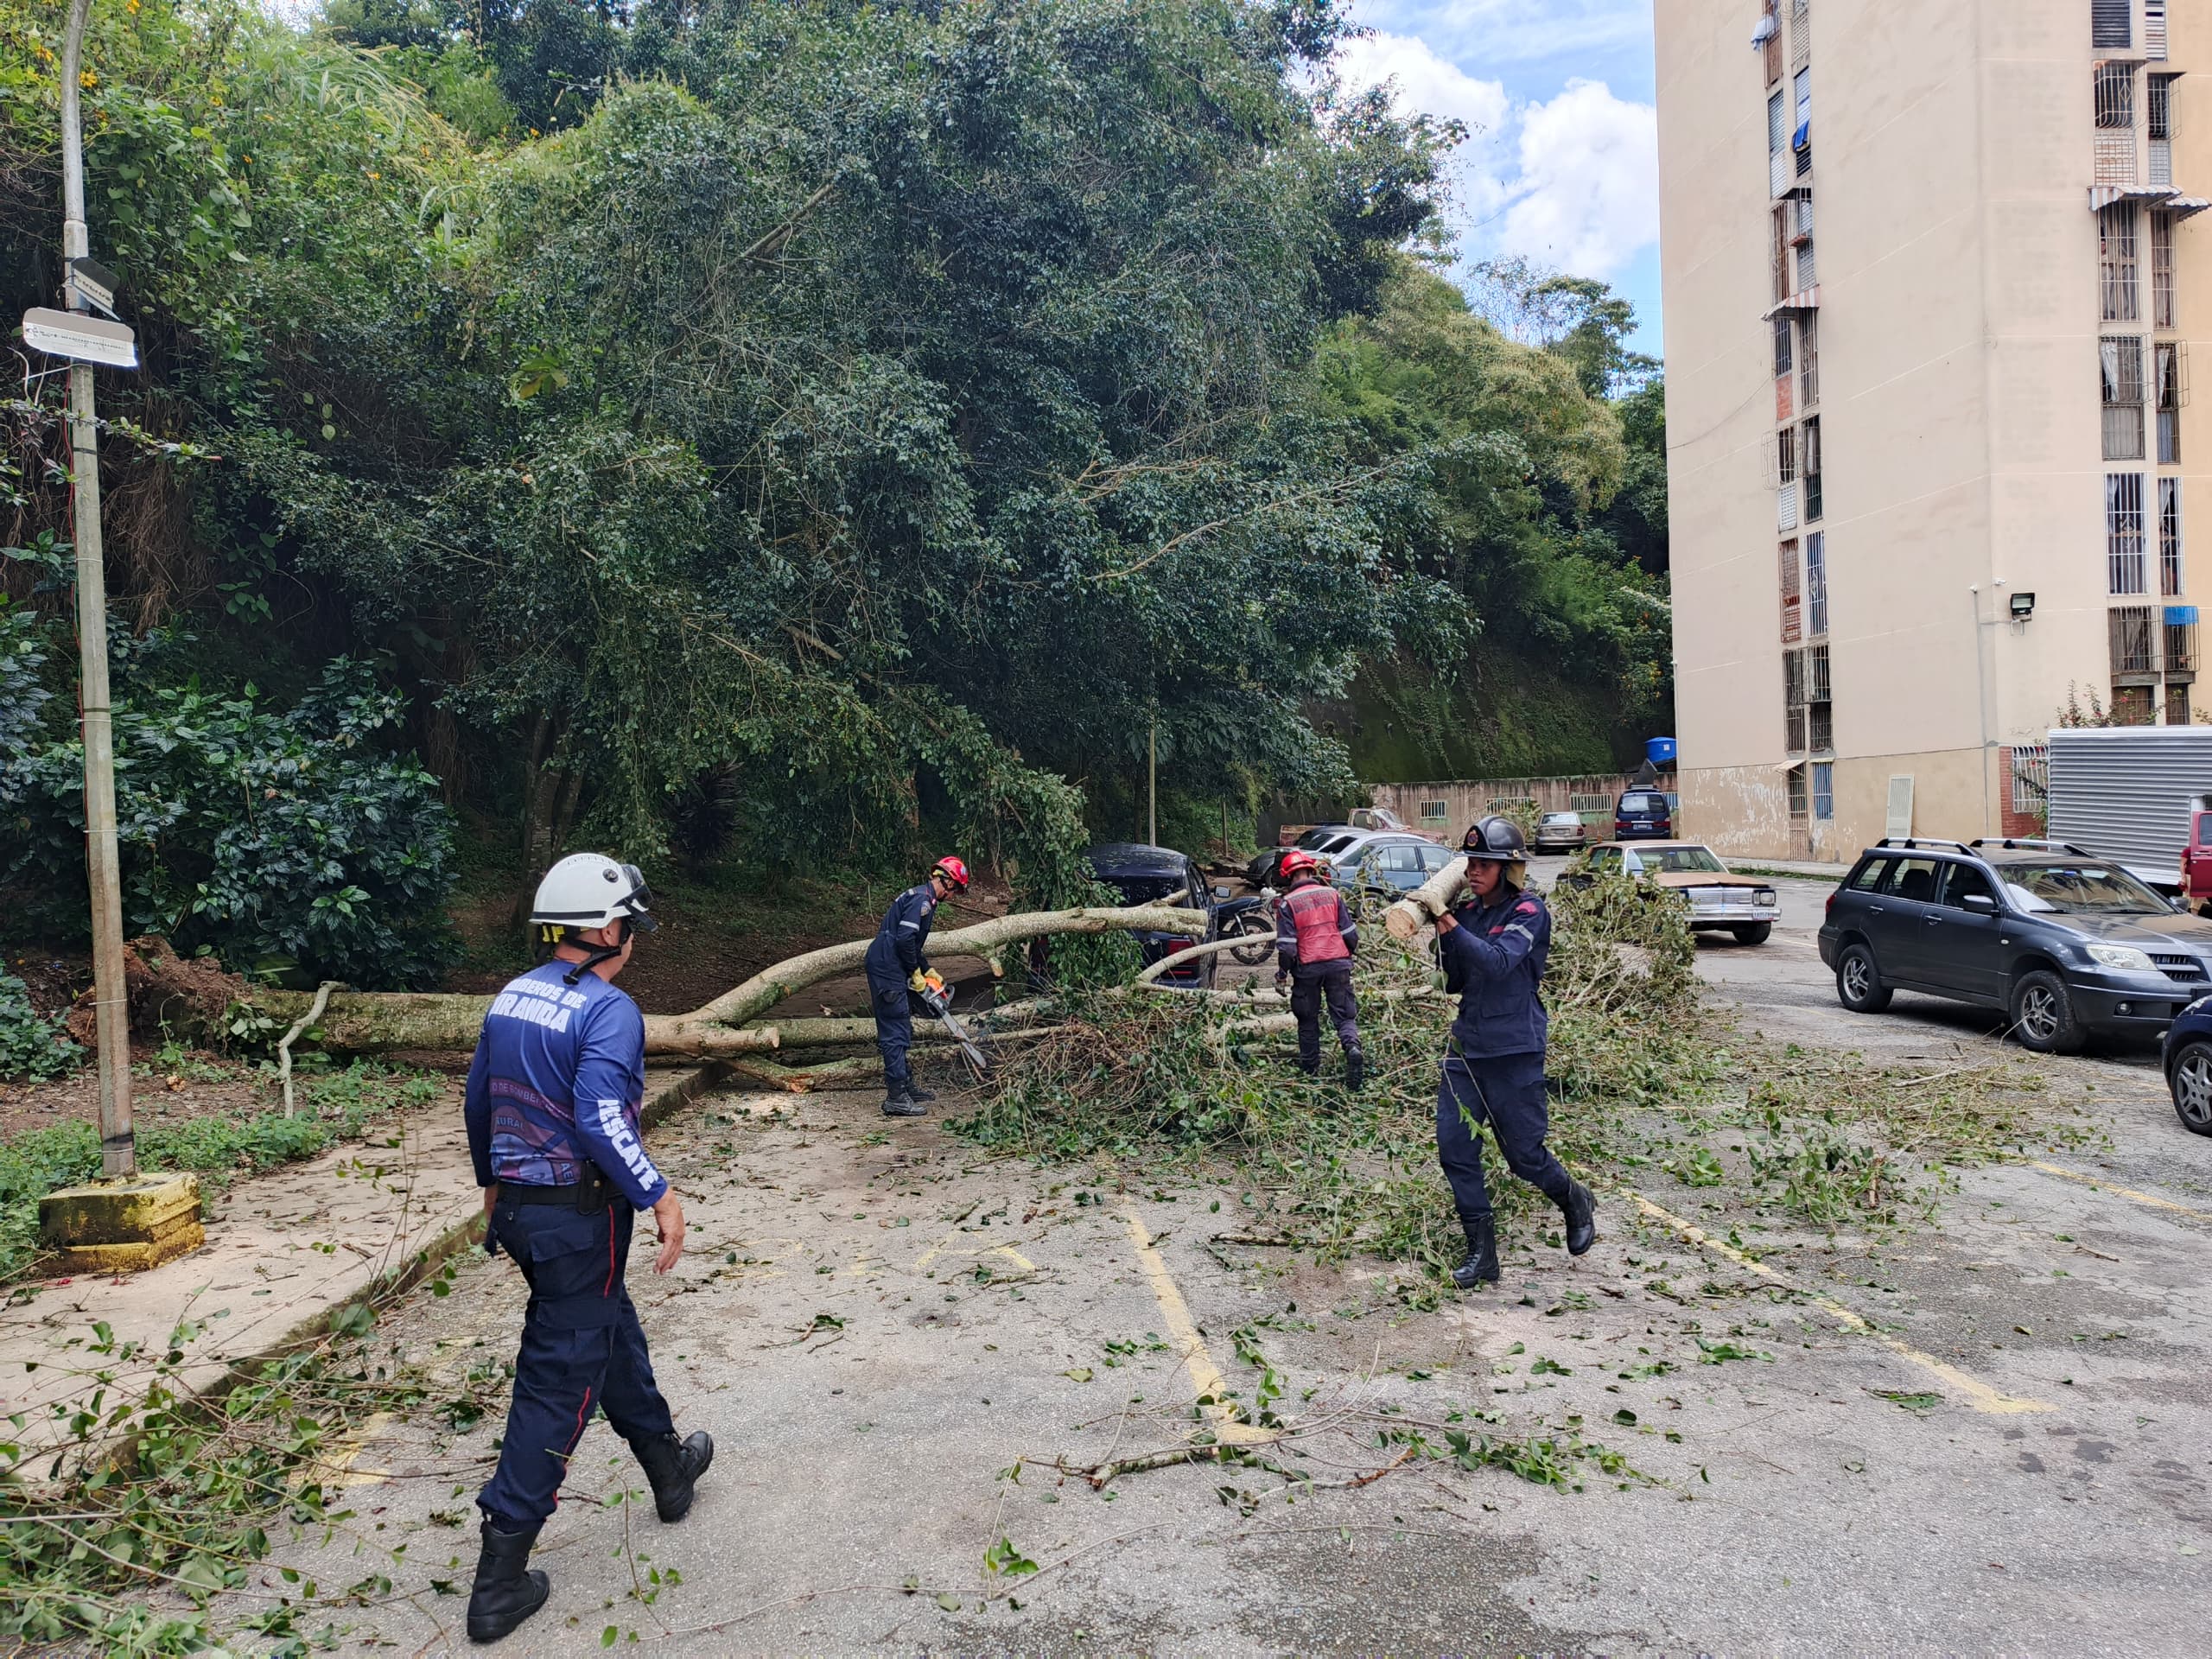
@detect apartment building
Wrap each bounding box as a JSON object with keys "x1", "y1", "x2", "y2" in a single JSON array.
[{"x1": 1656, "y1": 0, "x2": 2210, "y2": 859}]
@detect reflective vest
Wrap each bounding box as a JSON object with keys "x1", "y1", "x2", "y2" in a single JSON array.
[{"x1": 1279, "y1": 880, "x2": 1352, "y2": 965}]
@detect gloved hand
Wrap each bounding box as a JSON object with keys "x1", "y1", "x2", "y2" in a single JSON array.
[
  {"x1": 908, "y1": 969, "x2": 930, "y2": 992},
  {"x1": 1274, "y1": 969, "x2": 1289, "y2": 990}
]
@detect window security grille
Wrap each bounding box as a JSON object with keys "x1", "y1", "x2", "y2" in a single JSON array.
[
  {"x1": 1802, "y1": 418, "x2": 1822, "y2": 522},
  {"x1": 2162, "y1": 477, "x2": 2185, "y2": 596},
  {"x1": 1799, "y1": 314, "x2": 1820, "y2": 409},
  {"x1": 1788, "y1": 765, "x2": 1809, "y2": 820},
  {"x1": 2101, "y1": 203, "x2": 2139, "y2": 322},
  {"x1": 2154, "y1": 212, "x2": 2177, "y2": 328},
  {"x1": 2151, "y1": 76, "x2": 2175, "y2": 186},
  {"x1": 2103, "y1": 336, "x2": 2146, "y2": 460},
  {"x1": 1783, "y1": 651, "x2": 1807, "y2": 753},
  {"x1": 2158, "y1": 342, "x2": 2183, "y2": 464},
  {"x1": 2110, "y1": 604, "x2": 2158, "y2": 676},
  {"x1": 1419, "y1": 798, "x2": 1447, "y2": 823},
  {"x1": 2096, "y1": 64, "x2": 2138, "y2": 185},
  {"x1": 1811, "y1": 761, "x2": 1834, "y2": 822},
  {"x1": 2110, "y1": 473, "x2": 2149, "y2": 594},
  {"x1": 2167, "y1": 617, "x2": 2197, "y2": 675},
  {"x1": 1780, "y1": 539, "x2": 1802, "y2": 643},
  {"x1": 1807, "y1": 531, "x2": 1828, "y2": 635},
  {"x1": 2010, "y1": 745, "x2": 2049, "y2": 815}
]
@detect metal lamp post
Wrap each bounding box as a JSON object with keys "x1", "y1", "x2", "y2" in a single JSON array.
[{"x1": 57, "y1": 0, "x2": 135, "y2": 1179}]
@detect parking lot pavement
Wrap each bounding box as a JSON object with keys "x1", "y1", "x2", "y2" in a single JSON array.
[{"x1": 234, "y1": 1022, "x2": 2212, "y2": 1655}]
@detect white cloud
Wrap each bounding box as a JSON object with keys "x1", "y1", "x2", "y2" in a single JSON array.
[
  {"x1": 1351, "y1": 0, "x2": 1652, "y2": 69},
  {"x1": 1500, "y1": 79, "x2": 1659, "y2": 279},
  {"x1": 1335, "y1": 34, "x2": 1659, "y2": 283}
]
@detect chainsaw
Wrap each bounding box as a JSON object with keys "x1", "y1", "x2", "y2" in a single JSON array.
[{"x1": 914, "y1": 971, "x2": 990, "y2": 1079}]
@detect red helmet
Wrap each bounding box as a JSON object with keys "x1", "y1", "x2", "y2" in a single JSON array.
[
  {"x1": 932, "y1": 855, "x2": 971, "y2": 892},
  {"x1": 1278, "y1": 849, "x2": 1319, "y2": 882}
]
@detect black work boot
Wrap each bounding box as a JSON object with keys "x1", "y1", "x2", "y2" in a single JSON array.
[
  {"x1": 632, "y1": 1429, "x2": 715, "y2": 1523},
  {"x1": 906, "y1": 1086, "x2": 938, "y2": 1103},
  {"x1": 1344, "y1": 1049, "x2": 1365, "y2": 1091},
  {"x1": 882, "y1": 1092, "x2": 927, "y2": 1117},
  {"x1": 466, "y1": 1520, "x2": 550, "y2": 1643},
  {"x1": 1450, "y1": 1215, "x2": 1500, "y2": 1289},
  {"x1": 1560, "y1": 1179, "x2": 1598, "y2": 1257}
]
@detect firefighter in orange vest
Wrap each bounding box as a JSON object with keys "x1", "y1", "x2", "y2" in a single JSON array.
[{"x1": 1273, "y1": 849, "x2": 1363, "y2": 1087}]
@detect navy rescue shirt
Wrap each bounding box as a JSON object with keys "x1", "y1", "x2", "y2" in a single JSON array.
[
  {"x1": 462, "y1": 962, "x2": 669, "y2": 1210},
  {"x1": 1440, "y1": 886, "x2": 1551, "y2": 1058},
  {"x1": 864, "y1": 883, "x2": 938, "y2": 982}
]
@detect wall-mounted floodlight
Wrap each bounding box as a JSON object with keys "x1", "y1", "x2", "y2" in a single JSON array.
[{"x1": 2009, "y1": 591, "x2": 2036, "y2": 620}]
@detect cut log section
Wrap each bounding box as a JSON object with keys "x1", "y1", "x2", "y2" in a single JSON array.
[{"x1": 1383, "y1": 855, "x2": 1471, "y2": 944}]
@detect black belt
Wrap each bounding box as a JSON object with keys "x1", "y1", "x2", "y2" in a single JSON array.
[{"x1": 498, "y1": 1170, "x2": 612, "y2": 1211}]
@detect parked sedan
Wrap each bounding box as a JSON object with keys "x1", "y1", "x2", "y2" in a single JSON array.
[
  {"x1": 1084, "y1": 842, "x2": 1224, "y2": 986},
  {"x1": 1332, "y1": 835, "x2": 1459, "y2": 898},
  {"x1": 1584, "y1": 841, "x2": 1780, "y2": 944},
  {"x1": 1532, "y1": 810, "x2": 1588, "y2": 853}
]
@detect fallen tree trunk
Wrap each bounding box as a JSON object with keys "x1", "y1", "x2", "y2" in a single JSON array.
[
  {"x1": 244, "y1": 905, "x2": 1205, "y2": 1055},
  {"x1": 1383, "y1": 855, "x2": 1470, "y2": 944}
]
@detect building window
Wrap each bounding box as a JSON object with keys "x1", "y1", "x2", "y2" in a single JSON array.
[
  {"x1": 2168, "y1": 683, "x2": 2193, "y2": 725},
  {"x1": 2096, "y1": 63, "x2": 2138, "y2": 185},
  {"x1": 1419, "y1": 798, "x2": 1448, "y2": 825},
  {"x1": 2158, "y1": 342, "x2": 2183, "y2": 464},
  {"x1": 2154, "y1": 213, "x2": 2177, "y2": 329},
  {"x1": 1791, "y1": 62, "x2": 1813, "y2": 175},
  {"x1": 1787, "y1": 764, "x2": 1809, "y2": 820},
  {"x1": 2110, "y1": 603, "x2": 2158, "y2": 676},
  {"x1": 2100, "y1": 203, "x2": 2139, "y2": 322},
  {"x1": 1793, "y1": 195, "x2": 1816, "y2": 287},
  {"x1": 2148, "y1": 0, "x2": 2170, "y2": 60},
  {"x1": 2163, "y1": 478, "x2": 2185, "y2": 595},
  {"x1": 1777, "y1": 425, "x2": 1799, "y2": 531},
  {"x1": 2113, "y1": 683, "x2": 2157, "y2": 724},
  {"x1": 2166, "y1": 610, "x2": 2198, "y2": 674},
  {"x1": 1807, "y1": 531, "x2": 1828, "y2": 635},
  {"x1": 2094, "y1": 0, "x2": 2133, "y2": 49},
  {"x1": 1802, "y1": 416, "x2": 1822, "y2": 522},
  {"x1": 1799, "y1": 313, "x2": 1820, "y2": 410},
  {"x1": 2110, "y1": 473, "x2": 2149, "y2": 593},
  {"x1": 1811, "y1": 761, "x2": 1834, "y2": 822},
  {"x1": 2150, "y1": 74, "x2": 2176, "y2": 187},
  {"x1": 1783, "y1": 650, "x2": 1808, "y2": 754},
  {"x1": 2102, "y1": 336, "x2": 2146, "y2": 460},
  {"x1": 1806, "y1": 642, "x2": 1833, "y2": 753},
  {"x1": 1772, "y1": 315, "x2": 1794, "y2": 378},
  {"x1": 1779, "y1": 538, "x2": 1802, "y2": 642},
  {"x1": 1769, "y1": 89, "x2": 1788, "y2": 196}
]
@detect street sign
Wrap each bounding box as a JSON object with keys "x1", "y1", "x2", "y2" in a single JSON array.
[
  {"x1": 66, "y1": 256, "x2": 118, "y2": 315},
  {"x1": 20, "y1": 307, "x2": 137, "y2": 370}
]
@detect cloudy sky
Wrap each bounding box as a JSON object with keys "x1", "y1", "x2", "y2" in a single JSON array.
[{"x1": 1338, "y1": 0, "x2": 1662, "y2": 353}]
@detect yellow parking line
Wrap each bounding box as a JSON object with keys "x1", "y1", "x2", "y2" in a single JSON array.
[
  {"x1": 1118, "y1": 1207, "x2": 1277, "y2": 1446},
  {"x1": 2031, "y1": 1160, "x2": 2212, "y2": 1223},
  {"x1": 1626, "y1": 1192, "x2": 2052, "y2": 1416}
]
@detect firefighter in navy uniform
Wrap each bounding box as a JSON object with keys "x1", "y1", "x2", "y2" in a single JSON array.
[
  {"x1": 1272, "y1": 849, "x2": 1364, "y2": 1088},
  {"x1": 1433, "y1": 817, "x2": 1597, "y2": 1288},
  {"x1": 865, "y1": 855, "x2": 970, "y2": 1116},
  {"x1": 460, "y1": 854, "x2": 714, "y2": 1644}
]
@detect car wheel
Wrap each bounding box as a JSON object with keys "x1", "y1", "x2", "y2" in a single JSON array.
[
  {"x1": 1835, "y1": 942, "x2": 1892, "y2": 1013},
  {"x1": 2171, "y1": 1041, "x2": 2212, "y2": 1136},
  {"x1": 2010, "y1": 969, "x2": 2084, "y2": 1055},
  {"x1": 1732, "y1": 922, "x2": 1773, "y2": 945}
]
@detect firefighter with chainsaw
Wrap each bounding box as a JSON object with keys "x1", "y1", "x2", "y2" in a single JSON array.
[
  {"x1": 460, "y1": 854, "x2": 714, "y2": 1643},
  {"x1": 1433, "y1": 817, "x2": 1597, "y2": 1288},
  {"x1": 1274, "y1": 849, "x2": 1365, "y2": 1087},
  {"x1": 866, "y1": 855, "x2": 970, "y2": 1116}
]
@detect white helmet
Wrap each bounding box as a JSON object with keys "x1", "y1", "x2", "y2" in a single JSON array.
[{"x1": 531, "y1": 853, "x2": 658, "y2": 944}]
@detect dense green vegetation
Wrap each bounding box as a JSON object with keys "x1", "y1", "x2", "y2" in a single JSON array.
[{"x1": 2, "y1": 0, "x2": 1669, "y2": 983}]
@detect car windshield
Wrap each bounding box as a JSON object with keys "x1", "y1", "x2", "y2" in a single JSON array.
[
  {"x1": 1622, "y1": 794, "x2": 1666, "y2": 812},
  {"x1": 1635, "y1": 846, "x2": 1728, "y2": 875},
  {"x1": 1097, "y1": 871, "x2": 1190, "y2": 907},
  {"x1": 1999, "y1": 862, "x2": 2167, "y2": 914}
]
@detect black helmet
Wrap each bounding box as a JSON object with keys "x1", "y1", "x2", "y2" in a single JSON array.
[{"x1": 1461, "y1": 817, "x2": 1528, "y2": 862}]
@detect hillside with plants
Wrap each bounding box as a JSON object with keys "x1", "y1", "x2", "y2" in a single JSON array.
[{"x1": 1, "y1": 0, "x2": 1669, "y2": 990}]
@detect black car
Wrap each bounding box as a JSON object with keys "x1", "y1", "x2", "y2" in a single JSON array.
[
  {"x1": 1084, "y1": 842, "x2": 1226, "y2": 987},
  {"x1": 1612, "y1": 789, "x2": 1675, "y2": 841},
  {"x1": 1817, "y1": 837, "x2": 2212, "y2": 1053}
]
